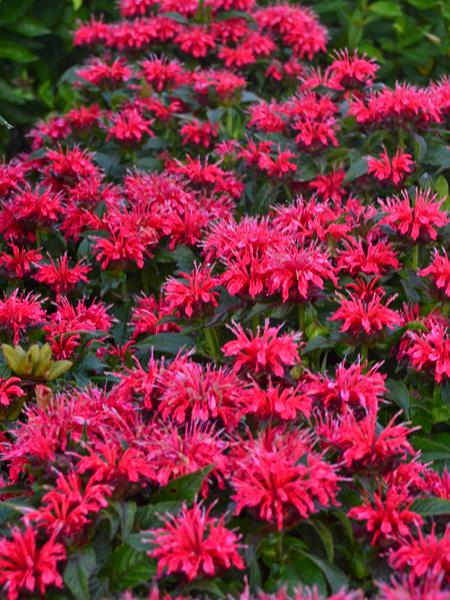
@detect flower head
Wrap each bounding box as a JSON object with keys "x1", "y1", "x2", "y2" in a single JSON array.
[{"x1": 148, "y1": 502, "x2": 244, "y2": 580}]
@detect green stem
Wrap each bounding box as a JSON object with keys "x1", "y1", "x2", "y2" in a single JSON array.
[
  {"x1": 141, "y1": 268, "x2": 150, "y2": 295},
  {"x1": 121, "y1": 276, "x2": 128, "y2": 303},
  {"x1": 204, "y1": 327, "x2": 220, "y2": 362},
  {"x1": 298, "y1": 303, "x2": 305, "y2": 334},
  {"x1": 252, "y1": 315, "x2": 260, "y2": 334},
  {"x1": 411, "y1": 244, "x2": 419, "y2": 271},
  {"x1": 35, "y1": 228, "x2": 41, "y2": 250},
  {"x1": 360, "y1": 343, "x2": 368, "y2": 365}
]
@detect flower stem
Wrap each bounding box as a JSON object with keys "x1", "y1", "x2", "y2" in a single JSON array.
[
  {"x1": 298, "y1": 303, "x2": 305, "y2": 334},
  {"x1": 204, "y1": 327, "x2": 220, "y2": 362},
  {"x1": 411, "y1": 244, "x2": 419, "y2": 271},
  {"x1": 360, "y1": 343, "x2": 368, "y2": 365}
]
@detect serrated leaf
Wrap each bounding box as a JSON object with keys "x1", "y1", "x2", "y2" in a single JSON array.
[
  {"x1": 343, "y1": 158, "x2": 368, "y2": 183},
  {"x1": 110, "y1": 544, "x2": 156, "y2": 592},
  {"x1": 111, "y1": 501, "x2": 137, "y2": 541},
  {"x1": 151, "y1": 466, "x2": 213, "y2": 503},
  {"x1": 410, "y1": 497, "x2": 450, "y2": 516},
  {"x1": 136, "y1": 500, "x2": 182, "y2": 529},
  {"x1": 137, "y1": 333, "x2": 196, "y2": 355},
  {"x1": 0, "y1": 40, "x2": 36, "y2": 62},
  {"x1": 386, "y1": 379, "x2": 410, "y2": 419},
  {"x1": 64, "y1": 548, "x2": 96, "y2": 600}
]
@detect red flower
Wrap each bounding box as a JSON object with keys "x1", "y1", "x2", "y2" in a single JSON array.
[
  {"x1": 148, "y1": 502, "x2": 244, "y2": 580},
  {"x1": 318, "y1": 411, "x2": 417, "y2": 471},
  {"x1": 231, "y1": 428, "x2": 340, "y2": 530},
  {"x1": 304, "y1": 360, "x2": 386, "y2": 413},
  {"x1": 223, "y1": 320, "x2": 300, "y2": 378},
  {"x1": 157, "y1": 359, "x2": 244, "y2": 428},
  {"x1": 242, "y1": 380, "x2": 311, "y2": 420},
  {"x1": 130, "y1": 294, "x2": 179, "y2": 338},
  {"x1": 327, "y1": 49, "x2": 378, "y2": 90},
  {"x1": 367, "y1": 147, "x2": 414, "y2": 185},
  {"x1": 337, "y1": 237, "x2": 400, "y2": 276},
  {"x1": 0, "y1": 526, "x2": 65, "y2": 600},
  {"x1": 348, "y1": 486, "x2": 423, "y2": 546},
  {"x1": 0, "y1": 244, "x2": 42, "y2": 279},
  {"x1": 175, "y1": 27, "x2": 216, "y2": 58},
  {"x1": 106, "y1": 107, "x2": 154, "y2": 143},
  {"x1": 140, "y1": 57, "x2": 184, "y2": 91},
  {"x1": 0, "y1": 378, "x2": 24, "y2": 407},
  {"x1": 145, "y1": 422, "x2": 228, "y2": 490},
  {"x1": 0, "y1": 290, "x2": 46, "y2": 344},
  {"x1": 163, "y1": 264, "x2": 220, "y2": 318},
  {"x1": 258, "y1": 149, "x2": 297, "y2": 178},
  {"x1": 33, "y1": 253, "x2": 91, "y2": 296},
  {"x1": 405, "y1": 318, "x2": 450, "y2": 383},
  {"x1": 388, "y1": 526, "x2": 450, "y2": 581},
  {"x1": 419, "y1": 249, "x2": 450, "y2": 299},
  {"x1": 379, "y1": 188, "x2": 447, "y2": 242},
  {"x1": 30, "y1": 472, "x2": 112, "y2": 537},
  {"x1": 180, "y1": 120, "x2": 218, "y2": 149},
  {"x1": 267, "y1": 241, "x2": 337, "y2": 302},
  {"x1": 78, "y1": 439, "x2": 154, "y2": 485},
  {"x1": 331, "y1": 283, "x2": 400, "y2": 338},
  {"x1": 76, "y1": 57, "x2": 132, "y2": 86}
]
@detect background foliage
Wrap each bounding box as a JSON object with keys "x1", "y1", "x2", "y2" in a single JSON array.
[{"x1": 0, "y1": 0, "x2": 113, "y2": 155}]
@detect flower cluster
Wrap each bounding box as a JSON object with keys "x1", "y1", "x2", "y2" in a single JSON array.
[{"x1": 0, "y1": 0, "x2": 448, "y2": 599}]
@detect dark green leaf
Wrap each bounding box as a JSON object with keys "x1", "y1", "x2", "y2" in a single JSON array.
[
  {"x1": 386, "y1": 379, "x2": 410, "y2": 418},
  {"x1": 64, "y1": 548, "x2": 96, "y2": 600},
  {"x1": 151, "y1": 466, "x2": 213, "y2": 503},
  {"x1": 411, "y1": 497, "x2": 450, "y2": 516},
  {"x1": 137, "y1": 332, "x2": 196, "y2": 355},
  {"x1": 110, "y1": 544, "x2": 156, "y2": 592},
  {"x1": 343, "y1": 158, "x2": 368, "y2": 183}
]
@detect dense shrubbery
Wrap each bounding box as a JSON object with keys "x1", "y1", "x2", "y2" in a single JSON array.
[
  {"x1": 0, "y1": 0, "x2": 113, "y2": 154},
  {"x1": 0, "y1": 1, "x2": 449, "y2": 599}
]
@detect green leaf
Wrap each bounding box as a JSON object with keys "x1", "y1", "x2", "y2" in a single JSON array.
[
  {"x1": 435, "y1": 175, "x2": 449, "y2": 200},
  {"x1": 110, "y1": 544, "x2": 156, "y2": 592},
  {"x1": 411, "y1": 435, "x2": 450, "y2": 462},
  {"x1": 137, "y1": 332, "x2": 196, "y2": 355},
  {"x1": 64, "y1": 548, "x2": 96, "y2": 600},
  {"x1": 410, "y1": 497, "x2": 450, "y2": 516},
  {"x1": 386, "y1": 379, "x2": 410, "y2": 419},
  {"x1": 151, "y1": 466, "x2": 213, "y2": 503},
  {"x1": 111, "y1": 501, "x2": 136, "y2": 541},
  {"x1": 303, "y1": 553, "x2": 349, "y2": 594},
  {"x1": 72, "y1": 0, "x2": 84, "y2": 9},
  {"x1": 136, "y1": 501, "x2": 182, "y2": 529},
  {"x1": 369, "y1": 1, "x2": 403, "y2": 17},
  {"x1": 310, "y1": 518, "x2": 334, "y2": 562},
  {"x1": 6, "y1": 17, "x2": 50, "y2": 37},
  {"x1": 0, "y1": 40, "x2": 36, "y2": 62},
  {"x1": 343, "y1": 158, "x2": 368, "y2": 183}
]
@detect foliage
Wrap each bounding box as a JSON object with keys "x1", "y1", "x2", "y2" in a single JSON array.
[
  {"x1": 315, "y1": 0, "x2": 450, "y2": 84},
  {"x1": 0, "y1": 0, "x2": 116, "y2": 155}
]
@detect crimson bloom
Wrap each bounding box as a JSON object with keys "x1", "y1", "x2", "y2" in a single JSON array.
[
  {"x1": 0, "y1": 526, "x2": 65, "y2": 600},
  {"x1": 223, "y1": 320, "x2": 300, "y2": 378},
  {"x1": 367, "y1": 147, "x2": 414, "y2": 185},
  {"x1": 379, "y1": 188, "x2": 447, "y2": 242},
  {"x1": 231, "y1": 428, "x2": 340, "y2": 530},
  {"x1": 0, "y1": 378, "x2": 24, "y2": 407},
  {"x1": 331, "y1": 282, "x2": 400, "y2": 339},
  {"x1": 0, "y1": 290, "x2": 46, "y2": 344},
  {"x1": 147, "y1": 502, "x2": 244, "y2": 580},
  {"x1": 33, "y1": 253, "x2": 91, "y2": 296},
  {"x1": 163, "y1": 264, "x2": 220, "y2": 318},
  {"x1": 388, "y1": 526, "x2": 450, "y2": 581},
  {"x1": 348, "y1": 486, "x2": 423, "y2": 546},
  {"x1": 419, "y1": 249, "x2": 450, "y2": 299}
]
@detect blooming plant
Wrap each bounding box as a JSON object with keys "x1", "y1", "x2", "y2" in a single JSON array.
[{"x1": 0, "y1": 1, "x2": 448, "y2": 599}]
